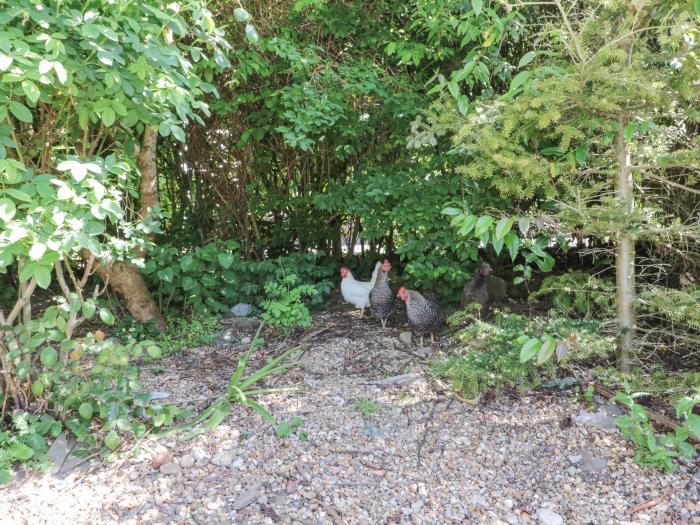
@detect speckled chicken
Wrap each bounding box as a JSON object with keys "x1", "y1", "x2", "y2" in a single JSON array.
[
  {"x1": 398, "y1": 287, "x2": 445, "y2": 345},
  {"x1": 369, "y1": 259, "x2": 395, "y2": 328},
  {"x1": 460, "y1": 262, "x2": 492, "y2": 317}
]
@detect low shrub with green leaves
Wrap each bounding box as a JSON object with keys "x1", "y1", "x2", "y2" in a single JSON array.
[
  {"x1": 530, "y1": 271, "x2": 616, "y2": 317},
  {"x1": 435, "y1": 310, "x2": 615, "y2": 401},
  {"x1": 143, "y1": 242, "x2": 335, "y2": 314},
  {"x1": 114, "y1": 313, "x2": 220, "y2": 354},
  {"x1": 0, "y1": 413, "x2": 61, "y2": 484},
  {"x1": 612, "y1": 384, "x2": 698, "y2": 472},
  {"x1": 262, "y1": 273, "x2": 317, "y2": 330}
]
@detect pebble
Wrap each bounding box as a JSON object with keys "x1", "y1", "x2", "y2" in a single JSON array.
[
  {"x1": 537, "y1": 508, "x2": 564, "y2": 525},
  {"x1": 211, "y1": 449, "x2": 237, "y2": 467},
  {"x1": 399, "y1": 332, "x2": 412, "y2": 346},
  {"x1": 234, "y1": 490, "x2": 262, "y2": 510},
  {"x1": 159, "y1": 462, "x2": 181, "y2": 476},
  {"x1": 179, "y1": 455, "x2": 195, "y2": 468}
]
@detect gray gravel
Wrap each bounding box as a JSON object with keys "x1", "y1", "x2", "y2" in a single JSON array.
[{"x1": 1, "y1": 311, "x2": 698, "y2": 524}]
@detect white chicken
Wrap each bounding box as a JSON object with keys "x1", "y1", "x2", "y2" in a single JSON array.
[{"x1": 340, "y1": 261, "x2": 382, "y2": 316}]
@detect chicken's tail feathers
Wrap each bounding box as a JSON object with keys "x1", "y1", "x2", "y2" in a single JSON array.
[{"x1": 370, "y1": 260, "x2": 382, "y2": 286}]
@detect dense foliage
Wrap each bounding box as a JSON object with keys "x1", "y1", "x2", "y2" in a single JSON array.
[{"x1": 1, "y1": 0, "x2": 699, "y2": 480}]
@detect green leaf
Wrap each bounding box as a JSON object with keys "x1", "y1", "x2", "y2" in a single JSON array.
[
  {"x1": 171, "y1": 125, "x2": 185, "y2": 142},
  {"x1": 146, "y1": 345, "x2": 162, "y2": 359},
  {"x1": 9, "y1": 101, "x2": 32, "y2": 123},
  {"x1": 518, "y1": 51, "x2": 536, "y2": 69},
  {"x1": 520, "y1": 338, "x2": 540, "y2": 363},
  {"x1": 79, "y1": 402, "x2": 94, "y2": 420},
  {"x1": 234, "y1": 8, "x2": 250, "y2": 21},
  {"x1": 3, "y1": 188, "x2": 31, "y2": 202},
  {"x1": 441, "y1": 207, "x2": 461, "y2": 216},
  {"x1": 474, "y1": 215, "x2": 494, "y2": 237},
  {"x1": 0, "y1": 54, "x2": 13, "y2": 71},
  {"x1": 447, "y1": 80, "x2": 460, "y2": 99},
  {"x1": 623, "y1": 124, "x2": 634, "y2": 141},
  {"x1": 99, "y1": 308, "x2": 115, "y2": 325},
  {"x1": 509, "y1": 71, "x2": 531, "y2": 92},
  {"x1": 9, "y1": 442, "x2": 34, "y2": 461},
  {"x1": 245, "y1": 24, "x2": 259, "y2": 44},
  {"x1": 456, "y1": 95, "x2": 469, "y2": 116},
  {"x1": 29, "y1": 242, "x2": 47, "y2": 261},
  {"x1": 104, "y1": 431, "x2": 121, "y2": 450},
  {"x1": 102, "y1": 108, "x2": 116, "y2": 127},
  {"x1": 494, "y1": 217, "x2": 513, "y2": 241},
  {"x1": 472, "y1": 0, "x2": 483, "y2": 16},
  {"x1": 536, "y1": 338, "x2": 557, "y2": 364},
  {"x1": 35, "y1": 266, "x2": 51, "y2": 289},
  {"x1": 21, "y1": 80, "x2": 41, "y2": 104},
  {"x1": 218, "y1": 252, "x2": 234, "y2": 269},
  {"x1": 0, "y1": 468, "x2": 11, "y2": 484},
  {"x1": 0, "y1": 198, "x2": 16, "y2": 221},
  {"x1": 458, "y1": 215, "x2": 478, "y2": 236},
  {"x1": 82, "y1": 301, "x2": 96, "y2": 319},
  {"x1": 687, "y1": 414, "x2": 700, "y2": 440},
  {"x1": 575, "y1": 145, "x2": 589, "y2": 165},
  {"x1": 40, "y1": 347, "x2": 58, "y2": 367},
  {"x1": 504, "y1": 232, "x2": 520, "y2": 261},
  {"x1": 695, "y1": 0, "x2": 700, "y2": 17},
  {"x1": 158, "y1": 121, "x2": 171, "y2": 137}
]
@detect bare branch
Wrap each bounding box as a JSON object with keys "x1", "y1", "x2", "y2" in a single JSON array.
[{"x1": 6, "y1": 279, "x2": 37, "y2": 326}]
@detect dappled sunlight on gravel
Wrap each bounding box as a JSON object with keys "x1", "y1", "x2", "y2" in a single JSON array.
[{"x1": 2, "y1": 312, "x2": 698, "y2": 524}]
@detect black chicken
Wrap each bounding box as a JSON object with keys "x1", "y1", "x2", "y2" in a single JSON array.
[
  {"x1": 370, "y1": 259, "x2": 395, "y2": 328},
  {"x1": 460, "y1": 262, "x2": 492, "y2": 317},
  {"x1": 398, "y1": 287, "x2": 445, "y2": 345}
]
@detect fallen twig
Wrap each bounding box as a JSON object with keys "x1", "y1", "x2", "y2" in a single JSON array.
[{"x1": 628, "y1": 489, "x2": 676, "y2": 514}]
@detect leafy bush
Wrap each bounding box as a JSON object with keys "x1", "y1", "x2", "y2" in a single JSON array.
[
  {"x1": 613, "y1": 384, "x2": 698, "y2": 472},
  {"x1": 144, "y1": 242, "x2": 335, "y2": 314},
  {"x1": 0, "y1": 413, "x2": 61, "y2": 484},
  {"x1": 115, "y1": 313, "x2": 220, "y2": 354},
  {"x1": 531, "y1": 271, "x2": 616, "y2": 317},
  {"x1": 262, "y1": 274, "x2": 317, "y2": 330},
  {"x1": 436, "y1": 310, "x2": 615, "y2": 401}
]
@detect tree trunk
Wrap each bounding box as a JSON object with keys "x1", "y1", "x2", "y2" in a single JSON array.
[
  {"x1": 614, "y1": 121, "x2": 636, "y2": 370},
  {"x1": 84, "y1": 250, "x2": 167, "y2": 331},
  {"x1": 136, "y1": 126, "x2": 159, "y2": 258}
]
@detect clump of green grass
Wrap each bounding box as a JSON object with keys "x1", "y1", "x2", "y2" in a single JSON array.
[{"x1": 354, "y1": 399, "x2": 382, "y2": 417}]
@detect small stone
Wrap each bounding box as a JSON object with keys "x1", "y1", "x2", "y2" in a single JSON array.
[
  {"x1": 152, "y1": 452, "x2": 172, "y2": 470},
  {"x1": 503, "y1": 499, "x2": 514, "y2": 511},
  {"x1": 399, "y1": 332, "x2": 412, "y2": 346},
  {"x1": 159, "y1": 462, "x2": 181, "y2": 475},
  {"x1": 207, "y1": 499, "x2": 225, "y2": 510},
  {"x1": 231, "y1": 303, "x2": 253, "y2": 317},
  {"x1": 179, "y1": 455, "x2": 195, "y2": 468},
  {"x1": 233, "y1": 490, "x2": 261, "y2": 510},
  {"x1": 504, "y1": 513, "x2": 520, "y2": 525},
  {"x1": 537, "y1": 508, "x2": 564, "y2": 525},
  {"x1": 471, "y1": 494, "x2": 487, "y2": 507},
  {"x1": 568, "y1": 454, "x2": 582, "y2": 465},
  {"x1": 241, "y1": 336, "x2": 252, "y2": 344},
  {"x1": 566, "y1": 466, "x2": 577, "y2": 476},
  {"x1": 580, "y1": 450, "x2": 607, "y2": 475},
  {"x1": 211, "y1": 449, "x2": 237, "y2": 467}
]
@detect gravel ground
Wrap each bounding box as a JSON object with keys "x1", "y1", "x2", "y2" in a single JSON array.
[{"x1": 2, "y1": 311, "x2": 699, "y2": 525}]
